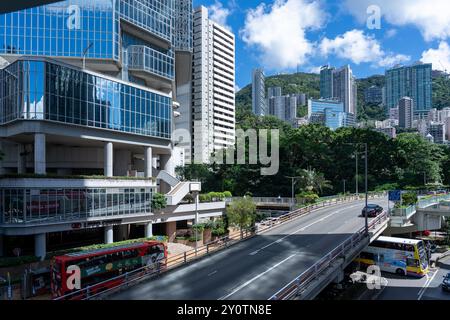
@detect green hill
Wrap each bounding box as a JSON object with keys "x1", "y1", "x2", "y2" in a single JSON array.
[{"x1": 236, "y1": 72, "x2": 450, "y2": 123}]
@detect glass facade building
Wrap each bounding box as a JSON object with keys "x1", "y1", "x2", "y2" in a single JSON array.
[
  {"x1": 1, "y1": 186, "x2": 153, "y2": 225},
  {"x1": 0, "y1": 0, "x2": 176, "y2": 80},
  {"x1": 385, "y1": 63, "x2": 432, "y2": 114},
  {"x1": 308, "y1": 99, "x2": 354, "y2": 130},
  {"x1": 0, "y1": 59, "x2": 172, "y2": 139}
]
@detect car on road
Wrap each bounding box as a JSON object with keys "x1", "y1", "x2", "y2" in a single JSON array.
[
  {"x1": 442, "y1": 273, "x2": 450, "y2": 292},
  {"x1": 361, "y1": 204, "x2": 384, "y2": 217},
  {"x1": 258, "y1": 217, "x2": 279, "y2": 227}
]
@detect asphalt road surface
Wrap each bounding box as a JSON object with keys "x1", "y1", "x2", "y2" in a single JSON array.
[
  {"x1": 377, "y1": 255, "x2": 450, "y2": 300},
  {"x1": 110, "y1": 198, "x2": 388, "y2": 300}
]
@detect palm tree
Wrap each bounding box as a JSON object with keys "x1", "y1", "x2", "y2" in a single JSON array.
[{"x1": 299, "y1": 168, "x2": 332, "y2": 194}]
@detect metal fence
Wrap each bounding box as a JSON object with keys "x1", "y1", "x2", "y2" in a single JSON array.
[
  {"x1": 268, "y1": 210, "x2": 390, "y2": 300},
  {"x1": 54, "y1": 193, "x2": 385, "y2": 300}
]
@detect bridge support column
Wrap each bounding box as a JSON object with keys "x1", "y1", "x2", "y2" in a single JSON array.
[
  {"x1": 34, "y1": 233, "x2": 46, "y2": 261},
  {"x1": 104, "y1": 226, "x2": 114, "y2": 244},
  {"x1": 332, "y1": 269, "x2": 345, "y2": 284},
  {"x1": 145, "y1": 222, "x2": 153, "y2": 238}
]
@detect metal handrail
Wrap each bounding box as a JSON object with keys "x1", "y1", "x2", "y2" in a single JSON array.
[
  {"x1": 269, "y1": 210, "x2": 389, "y2": 300},
  {"x1": 54, "y1": 193, "x2": 385, "y2": 300}
]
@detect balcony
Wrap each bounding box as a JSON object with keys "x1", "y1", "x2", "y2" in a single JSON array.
[
  {"x1": 127, "y1": 45, "x2": 174, "y2": 82},
  {"x1": 0, "y1": 176, "x2": 155, "y2": 226}
]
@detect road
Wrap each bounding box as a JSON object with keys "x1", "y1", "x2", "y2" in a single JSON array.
[
  {"x1": 110, "y1": 198, "x2": 388, "y2": 300},
  {"x1": 377, "y1": 255, "x2": 450, "y2": 300}
]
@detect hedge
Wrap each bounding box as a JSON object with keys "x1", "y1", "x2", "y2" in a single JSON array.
[{"x1": 0, "y1": 256, "x2": 40, "y2": 268}]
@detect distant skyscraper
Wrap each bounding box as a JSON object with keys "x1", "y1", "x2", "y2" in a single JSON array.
[
  {"x1": 429, "y1": 122, "x2": 445, "y2": 144},
  {"x1": 385, "y1": 63, "x2": 432, "y2": 115},
  {"x1": 308, "y1": 99, "x2": 354, "y2": 130},
  {"x1": 268, "y1": 95, "x2": 297, "y2": 125},
  {"x1": 320, "y1": 65, "x2": 357, "y2": 116},
  {"x1": 364, "y1": 85, "x2": 383, "y2": 104},
  {"x1": 267, "y1": 87, "x2": 282, "y2": 98},
  {"x1": 191, "y1": 6, "x2": 235, "y2": 164},
  {"x1": 252, "y1": 68, "x2": 266, "y2": 116},
  {"x1": 320, "y1": 65, "x2": 335, "y2": 99},
  {"x1": 398, "y1": 97, "x2": 414, "y2": 129}
]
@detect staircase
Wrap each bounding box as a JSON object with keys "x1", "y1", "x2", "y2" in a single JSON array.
[{"x1": 156, "y1": 170, "x2": 201, "y2": 206}]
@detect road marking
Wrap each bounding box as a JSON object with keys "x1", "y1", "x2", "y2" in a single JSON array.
[
  {"x1": 249, "y1": 211, "x2": 339, "y2": 256},
  {"x1": 418, "y1": 270, "x2": 438, "y2": 300},
  {"x1": 208, "y1": 270, "x2": 218, "y2": 277},
  {"x1": 218, "y1": 254, "x2": 297, "y2": 300}
]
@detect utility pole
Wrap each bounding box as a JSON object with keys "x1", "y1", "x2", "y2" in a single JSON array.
[
  {"x1": 364, "y1": 143, "x2": 368, "y2": 235},
  {"x1": 286, "y1": 176, "x2": 301, "y2": 209},
  {"x1": 355, "y1": 151, "x2": 359, "y2": 196},
  {"x1": 343, "y1": 179, "x2": 346, "y2": 195}
]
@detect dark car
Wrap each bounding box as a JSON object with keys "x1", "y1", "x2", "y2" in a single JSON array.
[
  {"x1": 361, "y1": 204, "x2": 383, "y2": 217},
  {"x1": 442, "y1": 273, "x2": 450, "y2": 292}
]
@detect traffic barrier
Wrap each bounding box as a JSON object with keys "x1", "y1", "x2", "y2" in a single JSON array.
[{"x1": 54, "y1": 193, "x2": 386, "y2": 300}]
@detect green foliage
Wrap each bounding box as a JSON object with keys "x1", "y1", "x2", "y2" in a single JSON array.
[
  {"x1": 374, "y1": 183, "x2": 400, "y2": 192},
  {"x1": 432, "y1": 74, "x2": 450, "y2": 109},
  {"x1": 151, "y1": 192, "x2": 167, "y2": 210},
  {"x1": 295, "y1": 191, "x2": 319, "y2": 205},
  {"x1": 0, "y1": 256, "x2": 39, "y2": 268},
  {"x1": 227, "y1": 197, "x2": 257, "y2": 232},
  {"x1": 402, "y1": 192, "x2": 418, "y2": 206},
  {"x1": 45, "y1": 236, "x2": 168, "y2": 259}
]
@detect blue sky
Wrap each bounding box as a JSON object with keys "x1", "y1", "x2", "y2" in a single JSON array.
[{"x1": 193, "y1": 0, "x2": 450, "y2": 90}]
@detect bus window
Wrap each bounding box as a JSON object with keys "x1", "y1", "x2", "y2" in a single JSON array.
[{"x1": 407, "y1": 258, "x2": 419, "y2": 268}]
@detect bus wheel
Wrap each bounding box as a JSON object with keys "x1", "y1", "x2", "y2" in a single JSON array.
[{"x1": 396, "y1": 269, "x2": 406, "y2": 276}]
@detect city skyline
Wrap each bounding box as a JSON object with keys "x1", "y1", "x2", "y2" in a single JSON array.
[{"x1": 194, "y1": 0, "x2": 450, "y2": 89}]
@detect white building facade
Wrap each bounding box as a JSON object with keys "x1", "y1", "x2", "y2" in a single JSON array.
[{"x1": 191, "y1": 6, "x2": 236, "y2": 164}]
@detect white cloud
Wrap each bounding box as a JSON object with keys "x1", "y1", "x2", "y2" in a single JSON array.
[
  {"x1": 421, "y1": 41, "x2": 450, "y2": 72},
  {"x1": 208, "y1": 1, "x2": 232, "y2": 30},
  {"x1": 307, "y1": 66, "x2": 322, "y2": 74},
  {"x1": 385, "y1": 29, "x2": 397, "y2": 39},
  {"x1": 235, "y1": 84, "x2": 241, "y2": 92},
  {"x1": 344, "y1": 0, "x2": 450, "y2": 42},
  {"x1": 240, "y1": 0, "x2": 326, "y2": 70},
  {"x1": 319, "y1": 29, "x2": 410, "y2": 67}
]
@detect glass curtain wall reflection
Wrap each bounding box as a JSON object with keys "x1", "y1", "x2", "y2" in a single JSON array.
[
  {"x1": 1, "y1": 187, "x2": 154, "y2": 224},
  {"x1": 0, "y1": 59, "x2": 172, "y2": 139}
]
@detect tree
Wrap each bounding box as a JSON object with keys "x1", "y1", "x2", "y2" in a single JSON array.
[
  {"x1": 298, "y1": 168, "x2": 332, "y2": 194},
  {"x1": 151, "y1": 193, "x2": 167, "y2": 211},
  {"x1": 226, "y1": 197, "x2": 257, "y2": 237}
]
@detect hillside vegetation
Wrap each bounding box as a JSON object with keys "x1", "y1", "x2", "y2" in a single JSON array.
[{"x1": 236, "y1": 72, "x2": 450, "y2": 123}]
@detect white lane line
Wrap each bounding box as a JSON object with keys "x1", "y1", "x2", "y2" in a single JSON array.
[
  {"x1": 249, "y1": 210, "x2": 340, "y2": 256},
  {"x1": 218, "y1": 254, "x2": 297, "y2": 300},
  {"x1": 418, "y1": 270, "x2": 438, "y2": 300},
  {"x1": 208, "y1": 270, "x2": 218, "y2": 277}
]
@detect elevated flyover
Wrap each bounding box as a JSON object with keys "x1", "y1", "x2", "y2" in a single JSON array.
[{"x1": 104, "y1": 195, "x2": 388, "y2": 300}]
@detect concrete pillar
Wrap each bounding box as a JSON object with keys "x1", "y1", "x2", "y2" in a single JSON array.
[
  {"x1": 104, "y1": 226, "x2": 114, "y2": 244},
  {"x1": 0, "y1": 235, "x2": 4, "y2": 257},
  {"x1": 104, "y1": 142, "x2": 113, "y2": 177},
  {"x1": 165, "y1": 221, "x2": 177, "y2": 242},
  {"x1": 34, "y1": 233, "x2": 46, "y2": 261},
  {"x1": 34, "y1": 134, "x2": 46, "y2": 174},
  {"x1": 145, "y1": 222, "x2": 153, "y2": 238},
  {"x1": 17, "y1": 144, "x2": 26, "y2": 174},
  {"x1": 160, "y1": 154, "x2": 174, "y2": 176},
  {"x1": 0, "y1": 140, "x2": 6, "y2": 175},
  {"x1": 144, "y1": 147, "x2": 152, "y2": 178}
]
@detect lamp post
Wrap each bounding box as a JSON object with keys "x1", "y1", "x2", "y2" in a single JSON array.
[
  {"x1": 82, "y1": 42, "x2": 93, "y2": 70},
  {"x1": 346, "y1": 143, "x2": 369, "y2": 235},
  {"x1": 286, "y1": 176, "x2": 301, "y2": 209},
  {"x1": 343, "y1": 179, "x2": 347, "y2": 195}
]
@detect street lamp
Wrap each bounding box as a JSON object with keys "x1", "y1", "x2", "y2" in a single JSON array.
[
  {"x1": 342, "y1": 179, "x2": 347, "y2": 195},
  {"x1": 193, "y1": 191, "x2": 199, "y2": 255},
  {"x1": 285, "y1": 176, "x2": 302, "y2": 209},
  {"x1": 346, "y1": 143, "x2": 369, "y2": 235},
  {"x1": 82, "y1": 42, "x2": 93, "y2": 70}
]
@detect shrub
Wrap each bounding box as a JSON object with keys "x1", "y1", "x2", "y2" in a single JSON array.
[
  {"x1": 223, "y1": 191, "x2": 232, "y2": 198},
  {"x1": 296, "y1": 191, "x2": 319, "y2": 205},
  {"x1": 402, "y1": 192, "x2": 418, "y2": 206},
  {"x1": 0, "y1": 256, "x2": 40, "y2": 268}
]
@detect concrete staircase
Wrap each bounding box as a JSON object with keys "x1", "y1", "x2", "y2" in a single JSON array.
[{"x1": 156, "y1": 170, "x2": 201, "y2": 206}]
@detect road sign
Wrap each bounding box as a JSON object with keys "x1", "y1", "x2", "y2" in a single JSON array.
[{"x1": 389, "y1": 190, "x2": 401, "y2": 201}]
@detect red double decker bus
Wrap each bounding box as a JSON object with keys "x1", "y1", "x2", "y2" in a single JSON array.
[{"x1": 51, "y1": 241, "x2": 167, "y2": 299}]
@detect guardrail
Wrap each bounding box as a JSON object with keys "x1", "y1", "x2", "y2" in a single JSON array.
[
  {"x1": 268, "y1": 210, "x2": 390, "y2": 300},
  {"x1": 54, "y1": 192, "x2": 386, "y2": 300}
]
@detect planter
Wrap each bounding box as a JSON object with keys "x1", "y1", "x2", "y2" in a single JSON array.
[
  {"x1": 203, "y1": 229, "x2": 212, "y2": 244},
  {"x1": 174, "y1": 239, "x2": 189, "y2": 245}
]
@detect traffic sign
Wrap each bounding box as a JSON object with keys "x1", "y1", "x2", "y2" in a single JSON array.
[{"x1": 388, "y1": 190, "x2": 401, "y2": 201}]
